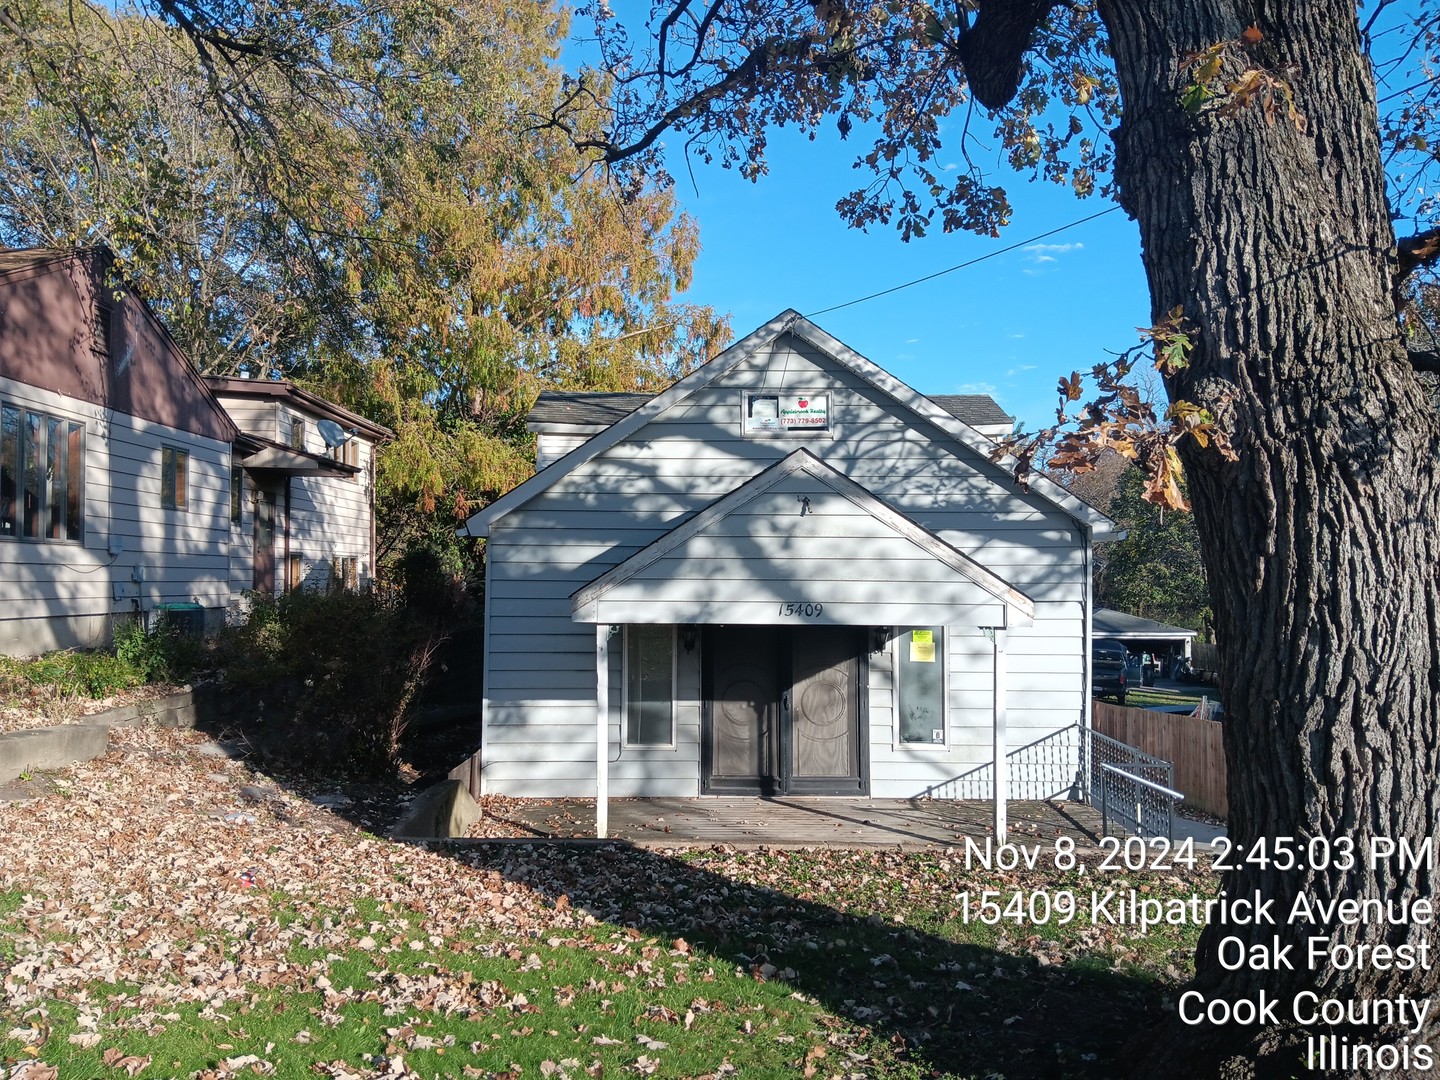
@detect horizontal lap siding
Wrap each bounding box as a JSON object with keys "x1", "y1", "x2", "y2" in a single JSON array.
[
  {"x1": 482, "y1": 333, "x2": 1086, "y2": 797},
  {"x1": 0, "y1": 377, "x2": 231, "y2": 653},
  {"x1": 289, "y1": 463, "x2": 373, "y2": 589}
]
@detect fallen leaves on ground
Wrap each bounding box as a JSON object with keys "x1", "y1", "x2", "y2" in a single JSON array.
[{"x1": 0, "y1": 725, "x2": 1205, "y2": 1079}]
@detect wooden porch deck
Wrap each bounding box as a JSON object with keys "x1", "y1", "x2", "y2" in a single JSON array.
[{"x1": 481, "y1": 797, "x2": 1104, "y2": 848}]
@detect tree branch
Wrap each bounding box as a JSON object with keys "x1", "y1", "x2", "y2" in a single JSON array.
[
  {"x1": 593, "y1": 33, "x2": 821, "y2": 164},
  {"x1": 1398, "y1": 225, "x2": 1440, "y2": 285},
  {"x1": 954, "y1": 0, "x2": 1061, "y2": 110}
]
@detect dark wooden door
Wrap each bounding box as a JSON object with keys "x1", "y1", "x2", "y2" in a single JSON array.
[
  {"x1": 787, "y1": 627, "x2": 865, "y2": 794},
  {"x1": 703, "y1": 627, "x2": 867, "y2": 795},
  {"x1": 253, "y1": 489, "x2": 276, "y2": 593},
  {"x1": 704, "y1": 626, "x2": 782, "y2": 794}
]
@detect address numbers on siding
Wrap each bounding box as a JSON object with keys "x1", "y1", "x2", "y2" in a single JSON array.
[{"x1": 778, "y1": 602, "x2": 825, "y2": 618}]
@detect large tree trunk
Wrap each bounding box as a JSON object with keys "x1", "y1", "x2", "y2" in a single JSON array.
[{"x1": 1096, "y1": 1, "x2": 1440, "y2": 1075}]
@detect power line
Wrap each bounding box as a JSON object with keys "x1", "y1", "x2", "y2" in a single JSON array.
[{"x1": 805, "y1": 205, "x2": 1125, "y2": 318}]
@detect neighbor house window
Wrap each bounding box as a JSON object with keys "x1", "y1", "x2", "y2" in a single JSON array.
[
  {"x1": 161, "y1": 446, "x2": 188, "y2": 510},
  {"x1": 741, "y1": 392, "x2": 830, "y2": 435},
  {"x1": 0, "y1": 403, "x2": 83, "y2": 542},
  {"x1": 334, "y1": 556, "x2": 358, "y2": 591},
  {"x1": 896, "y1": 627, "x2": 946, "y2": 746},
  {"x1": 624, "y1": 625, "x2": 675, "y2": 747},
  {"x1": 230, "y1": 465, "x2": 244, "y2": 524},
  {"x1": 289, "y1": 417, "x2": 306, "y2": 450}
]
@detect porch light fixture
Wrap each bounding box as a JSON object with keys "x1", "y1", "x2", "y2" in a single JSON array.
[
  {"x1": 681, "y1": 626, "x2": 699, "y2": 652},
  {"x1": 870, "y1": 627, "x2": 890, "y2": 655}
]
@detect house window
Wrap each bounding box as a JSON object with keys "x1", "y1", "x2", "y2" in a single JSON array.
[
  {"x1": 742, "y1": 391, "x2": 830, "y2": 435},
  {"x1": 896, "y1": 627, "x2": 946, "y2": 746},
  {"x1": 334, "y1": 556, "x2": 358, "y2": 591},
  {"x1": 161, "y1": 446, "x2": 188, "y2": 510},
  {"x1": 290, "y1": 418, "x2": 306, "y2": 450},
  {"x1": 0, "y1": 403, "x2": 83, "y2": 542},
  {"x1": 624, "y1": 625, "x2": 675, "y2": 747},
  {"x1": 230, "y1": 465, "x2": 244, "y2": 524},
  {"x1": 287, "y1": 553, "x2": 303, "y2": 592}
]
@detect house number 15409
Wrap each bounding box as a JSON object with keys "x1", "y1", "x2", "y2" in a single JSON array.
[{"x1": 778, "y1": 602, "x2": 824, "y2": 617}]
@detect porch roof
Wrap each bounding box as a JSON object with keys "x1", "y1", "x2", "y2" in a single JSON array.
[{"x1": 570, "y1": 449, "x2": 1035, "y2": 628}]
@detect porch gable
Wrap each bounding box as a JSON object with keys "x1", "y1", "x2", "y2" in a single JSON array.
[{"x1": 571, "y1": 448, "x2": 1035, "y2": 627}]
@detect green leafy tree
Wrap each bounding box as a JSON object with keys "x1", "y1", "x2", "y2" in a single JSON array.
[
  {"x1": 1097, "y1": 466, "x2": 1210, "y2": 632},
  {"x1": 565, "y1": 2, "x2": 1440, "y2": 1071},
  {"x1": 0, "y1": 0, "x2": 728, "y2": 573}
]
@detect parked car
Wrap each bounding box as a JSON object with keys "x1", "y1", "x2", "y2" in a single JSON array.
[{"x1": 1092, "y1": 638, "x2": 1129, "y2": 705}]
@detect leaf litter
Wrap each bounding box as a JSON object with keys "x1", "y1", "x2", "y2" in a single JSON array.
[{"x1": 0, "y1": 724, "x2": 1208, "y2": 1078}]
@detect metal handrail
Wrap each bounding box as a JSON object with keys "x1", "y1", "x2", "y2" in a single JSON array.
[
  {"x1": 1100, "y1": 762, "x2": 1183, "y2": 799},
  {"x1": 1100, "y1": 761, "x2": 1182, "y2": 840}
]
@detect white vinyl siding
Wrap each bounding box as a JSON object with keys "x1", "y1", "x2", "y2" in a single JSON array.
[
  {"x1": 536, "y1": 433, "x2": 590, "y2": 471},
  {"x1": 286, "y1": 437, "x2": 375, "y2": 593},
  {"x1": 481, "y1": 331, "x2": 1086, "y2": 798},
  {"x1": 0, "y1": 375, "x2": 231, "y2": 654}
]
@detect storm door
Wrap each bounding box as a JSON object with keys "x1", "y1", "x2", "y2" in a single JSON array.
[{"x1": 702, "y1": 626, "x2": 868, "y2": 795}]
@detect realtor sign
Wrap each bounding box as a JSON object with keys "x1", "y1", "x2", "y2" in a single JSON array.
[
  {"x1": 778, "y1": 394, "x2": 829, "y2": 429},
  {"x1": 744, "y1": 392, "x2": 830, "y2": 434}
]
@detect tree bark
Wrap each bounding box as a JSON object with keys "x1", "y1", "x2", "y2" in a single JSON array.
[{"x1": 1097, "y1": 1, "x2": 1440, "y2": 1075}]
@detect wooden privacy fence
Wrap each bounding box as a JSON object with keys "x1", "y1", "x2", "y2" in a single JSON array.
[{"x1": 1092, "y1": 701, "x2": 1228, "y2": 818}]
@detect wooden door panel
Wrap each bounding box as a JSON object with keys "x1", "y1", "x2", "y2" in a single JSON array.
[
  {"x1": 706, "y1": 626, "x2": 781, "y2": 792},
  {"x1": 790, "y1": 627, "x2": 861, "y2": 785}
]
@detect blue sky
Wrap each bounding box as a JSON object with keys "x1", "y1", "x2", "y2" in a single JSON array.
[
  {"x1": 591, "y1": 1, "x2": 1427, "y2": 433},
  {"x1": 654, "y1": 117, "x2": 1152, "y2": 434}
]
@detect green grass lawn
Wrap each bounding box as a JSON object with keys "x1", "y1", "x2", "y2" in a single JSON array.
[{"x1": 0, "y1": 727, "x2": 1218, "y2": 1080}]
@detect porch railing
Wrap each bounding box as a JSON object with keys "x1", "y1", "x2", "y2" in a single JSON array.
[{"x1": 1083, "y1": 728, "x2": 1180, "y2": 840}]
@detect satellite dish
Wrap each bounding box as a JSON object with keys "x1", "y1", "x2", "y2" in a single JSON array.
[{"x1": 317, "y1": 419, "x2": 348, "y2": 448}]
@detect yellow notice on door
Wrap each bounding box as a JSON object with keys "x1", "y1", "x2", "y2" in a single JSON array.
[{"x1": 909, "y1": 629, "x2": 935, "y2": 663}]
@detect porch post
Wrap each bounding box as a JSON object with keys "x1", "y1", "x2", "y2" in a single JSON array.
[
  {"x1": 596, "y1": 623, "x2": 609, "y2": 840},
  {"x1": 992, "y1": 627, "x2": 1008, "y2": 838}
]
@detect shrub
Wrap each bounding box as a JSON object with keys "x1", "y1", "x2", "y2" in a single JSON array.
[
  {"x1": 113, "y1": 618, "x2": 207, "y2": 684},
  {"x1": 215, "y1": 579, "x2": 458, "y2": 780}
]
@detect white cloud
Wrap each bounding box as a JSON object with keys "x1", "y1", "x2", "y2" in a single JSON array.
[
  {"x1": 1021, "y1": 241, "x2": 1084, "y2": 275},
  {"x1": 956, "y1": 381, "x2": 999, "y2": 396}
]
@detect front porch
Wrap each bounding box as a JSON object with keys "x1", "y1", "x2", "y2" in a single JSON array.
[{"x1": 478, "y1": 796, "x2": 1104, "y2": 848}]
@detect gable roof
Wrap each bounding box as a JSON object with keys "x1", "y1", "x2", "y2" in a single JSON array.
[
  {"x1": 206, "y1": 377, "x2": 393, "y2": 440},
  {"x1": 528, "y1": 389, "x2": 1013, "y2": 433},
  {"x1": 571, "y1": 448, "x2": 1035, "y2": 625},
  {"x1": 0, "y1": 247, "x2": 77, "y2": 278},
  {"x1": 1094, "y1": 609, "x2": 1198, "y2": 640},
  {"x1": 0, "y1": 246, "x2": 239, "y2": 444},
  {"x1": 463, "y1": 309, "x2": 1118, "y2": 540}
]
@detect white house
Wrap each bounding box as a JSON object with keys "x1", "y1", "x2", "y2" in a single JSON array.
[
  {"x1": 464, "y1": 311, "x2": 1118, "y2": 836},
  {"x1": 0, "y1": 246, "x2": 390, "y2": 655},
  {"x1": 207, "y1": 378, "x2": 389, "y2": 603},
  {"x1": 0, "y1": 248, "x2": 240, "y2": 653}
]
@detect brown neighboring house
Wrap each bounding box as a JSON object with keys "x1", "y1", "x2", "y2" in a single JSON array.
[{"x1": 0, "y1": 246, "x2": 388, "y2": 655}]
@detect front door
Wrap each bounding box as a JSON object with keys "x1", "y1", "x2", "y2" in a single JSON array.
[
  {"x1": 253, "y1": 489, "x2": 276, "y2": 593},
  {"x1": 703, "y1": 626, "x2": 867, "y2": 795}
]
